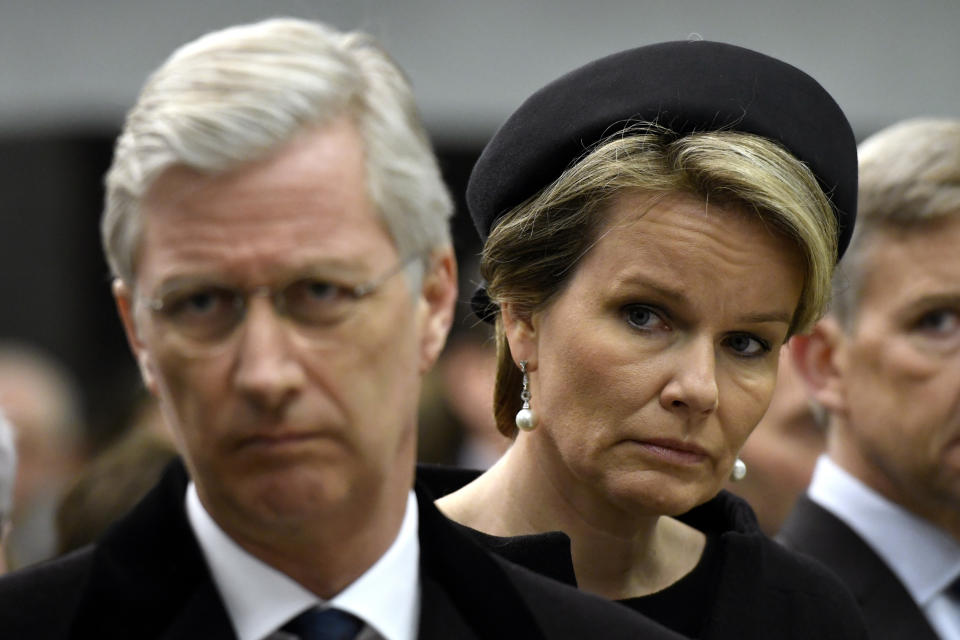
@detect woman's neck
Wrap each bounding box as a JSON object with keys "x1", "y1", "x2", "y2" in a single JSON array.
[{"x1": 435, "y1": 438, "x2": 706, "y2": 599}]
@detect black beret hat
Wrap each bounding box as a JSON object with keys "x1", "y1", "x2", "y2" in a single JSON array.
[{"x1": 467, "y1": 39, "x2": 857, "y2": 259}]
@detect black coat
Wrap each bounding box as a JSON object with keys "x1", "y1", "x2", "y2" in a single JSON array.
[
  {"x1": 0, "y1": 460, "x2": 680, "y2": 640},
  {"x1": 420, "y1": 466, "x2": 868, "y2": 640},
  {"x1": 778, "y1": 495, "x2": 939, "y2": 640}
]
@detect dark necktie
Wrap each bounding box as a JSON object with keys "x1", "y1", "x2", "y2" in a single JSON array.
[
  {"x1": 948, "y1": 576, "x2": 960, "y2": 600},
  {"x1": 281, "y1": 607, "x2": 364, "y2": 640}
]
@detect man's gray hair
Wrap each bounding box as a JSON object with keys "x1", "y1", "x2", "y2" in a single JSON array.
[
  {"x1": 102, "y1": 17, "x2": 453, "y2": 286},
  {"x1": 831, "y1": 118, "x2": 960, "y2": 327}
]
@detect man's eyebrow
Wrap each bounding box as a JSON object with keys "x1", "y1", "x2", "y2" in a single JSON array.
[
  {"x1": 907, "y1": 292, "x2": 960, "y2": 307},
  {"x1": 151, "y1": 260, "x2": 374, "y2": 294},
  {"x1": 152, "y1": 274, "x2": 229, "y2": 298},
  {"x1": 897, "y1": 292, "x2": 960, "y2": 318}
]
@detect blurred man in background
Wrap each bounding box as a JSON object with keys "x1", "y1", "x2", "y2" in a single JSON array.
[
  {"x1": 781, "y1": 118, "x2": 960, "y2": 639},
  {"x1": 0, "y1": 343, "x2": 86, "y2": 569}
]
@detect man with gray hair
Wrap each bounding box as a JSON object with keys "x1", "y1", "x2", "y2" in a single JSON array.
[
  {"x1": 0, "y1": 409, "x2": 16, "y2": 575},
  {"x1": 781, "y1": 118, "x2": 960, "y2": 639},
  {"x1": 0, "y1": 17, "x2": 677, "y2": 640}
]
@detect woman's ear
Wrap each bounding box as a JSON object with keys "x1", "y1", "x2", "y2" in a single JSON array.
[
  {"x1": 113, "y1": 279, "x2": 158, "y2": 395},
  {"x1": 789, "y1": 316, "x2": 847, "y2": 416},
  {"x1": 500, "y1": 301, "x2": 538, "y2": 370}
]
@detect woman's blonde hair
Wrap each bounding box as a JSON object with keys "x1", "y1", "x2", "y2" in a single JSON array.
[{"x1": 483, "y1": 125, "x2": 837, "y2": 437}]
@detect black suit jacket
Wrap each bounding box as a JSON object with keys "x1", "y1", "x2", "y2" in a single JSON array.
[
  {"x1": 778, "y1": 495, "x2": 939, "y2": 640},
  {"x1": 0, "y1": 460, "x2": 679, "y2": 640},
  {"x1": 423, "y1": 465, "x2": 868, "y2": 640}
]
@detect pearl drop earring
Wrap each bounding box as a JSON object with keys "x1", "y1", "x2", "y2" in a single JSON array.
[
  {"x1": 729, "y1": 457, "x2": 747, "y2": 481},
  {"x1": 515, "y1": 360, "x2": 538, "y2": 431}
]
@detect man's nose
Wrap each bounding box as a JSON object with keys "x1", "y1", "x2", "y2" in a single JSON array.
[{"x1": 232, "y1": 297, "x2": 306, "y2": 413}]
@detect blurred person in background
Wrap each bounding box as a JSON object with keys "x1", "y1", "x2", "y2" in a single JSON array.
[
  {"x1": 56, "y1": 395, "x2": 177, "y2": 555},
  {"x1": 723, "y1": 345, "x2": 827, "y2": 534},
  {"x1": 417, "y1": 291, "x2": 508, "y2": 469},
  {"x1": 0, "y1": 409, "x2": 16, "y2": 574},
  {"x1": 437, "y1": 329, "x2": 507, "y2": 469},
  {"x1": 0, "y1": 342, "x2": 86, "y2": 569},
  {"x1": 781, "y1": 118, "x2": 960, "y2": 640}
]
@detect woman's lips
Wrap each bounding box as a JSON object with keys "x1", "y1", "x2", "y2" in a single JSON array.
[{"x1": 629, "y1": 438, "x2": 709, "y2": 464}]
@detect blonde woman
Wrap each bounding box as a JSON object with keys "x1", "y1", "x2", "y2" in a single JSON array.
[{"x1": 436, "y1": 41, "x2": 867, "y2": 639}]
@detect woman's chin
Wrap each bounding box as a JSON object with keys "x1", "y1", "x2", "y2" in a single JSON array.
[{"x1": 599, "y1": 472, "x2": 717, "y2": 518}]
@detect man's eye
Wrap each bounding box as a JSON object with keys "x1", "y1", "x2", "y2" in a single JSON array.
[
  {"x1": 165, "y1": 289, "x2": 234, "y2": 318},
  {"x1": 915, "y1": 309, "x2": 960, "y2": 335},
  {"x1": 725, "y1": 333, "x2": 770, "y2": 357},
  {"x1": 283, "y1": 278, "x2": 353, "y2": 325},
  {"x1": 286, "y1": 279, "x2": 342, "y2": 305},
  {"x1": 303, "y1": 280, "x2": 337, "y2": 301}
]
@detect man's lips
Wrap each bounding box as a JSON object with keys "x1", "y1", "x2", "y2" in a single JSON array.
[
  {"x1": 234, "y1": 430, "x2": 332, "y2": 450},
  {"x1": 628, "y1": 438, "x2": 710, "y2": 464}
]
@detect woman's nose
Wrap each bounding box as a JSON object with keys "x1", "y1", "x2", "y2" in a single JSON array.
[{"x1": 659, "y1": 337, "x2": 719, "y2": 417}]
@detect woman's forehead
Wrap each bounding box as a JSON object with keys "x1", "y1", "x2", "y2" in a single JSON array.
[
  {"x1": 590, "y1": 191, "x2": 776, "y2": 256},
  {"x1": 571, "y1": 192, "x2": 805, "y2": 307}
]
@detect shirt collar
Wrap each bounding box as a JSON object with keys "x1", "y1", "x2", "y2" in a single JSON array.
[
  {"x1": 808, "y1": 455, "x2": 960, "y2": 603},
  {"x1": 186, "y1": 483, "x2": 420, "y2": 640}
]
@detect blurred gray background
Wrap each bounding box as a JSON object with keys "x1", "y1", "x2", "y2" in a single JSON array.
[
  {"x1": 1, "y1": 0, "x2": 957, "y2": 443},
  {"x1": 3, "y1": 0, "x2": 959, "y2": 138}
]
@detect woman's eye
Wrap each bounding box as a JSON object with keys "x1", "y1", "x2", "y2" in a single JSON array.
[
  {"x1": 725, "y1": 333, "x2": 770, "y2": 357},
  {"x1": 624, "y1": 305, "x2": 664, "y2": 330},
  {"x1": 915, "y1": 309, "x2": 959, "y2": 336}
]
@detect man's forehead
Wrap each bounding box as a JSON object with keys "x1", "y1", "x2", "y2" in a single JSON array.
[
  {"x1": 857, "y1": 219, "x2": 960, "y2": 307},
  {"x1": 142, "y1": 119, "x2": 368, "y2": 212},
  {"x1": 133, "y1": 118, "x2": 395, "y2": 285}
]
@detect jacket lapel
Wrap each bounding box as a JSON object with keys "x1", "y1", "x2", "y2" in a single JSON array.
[
  {"x1": 160, "y1": 579, "x2": 238, "y2": 640},
  {"x1": 415, "y1": 481, "x2": 548, "y2": 640},
  {"x1": 779, "y1": 496, "x2": 939, "y2": 640},
  {"x1": 69, "y1": 459, "x2": 236, "y2": 639},
  {"x1": 417, "y1": 574, "x2": 483, "y2": 640}
]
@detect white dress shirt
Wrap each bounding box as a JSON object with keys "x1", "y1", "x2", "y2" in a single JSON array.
[
  {"x1": 809, "y1": 455, "x2": 960, "y2": 639},
  {"x1": 186, "y1": 483, "x2": 420, "y2": 640}
]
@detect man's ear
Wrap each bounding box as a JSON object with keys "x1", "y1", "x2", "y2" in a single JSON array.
[
  {"x1": 500, "y1": 301, "x2": 539, "y2": 371},
  {"x1": 113, "y1": 279, "x2": 158, "y2": 394},
  {"x1": 789, "y1": 316, "x2": 847, "y2": 416},
  {"x1": 417, "y1": 248, "x2": 458, "y2": 374}
]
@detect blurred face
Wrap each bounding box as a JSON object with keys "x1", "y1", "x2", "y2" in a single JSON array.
[
  {"x1": 725, "y1": 348, "x2": 825, "y2": 534},
  {"x1": 830, "y1": 219, "x2": 960, "y2": 523},
  {"x1": 116, "y1": 119, "x2": 452, "y2": 540},
  {"x1": 0, "y1": 368, "x2": 80, "y2": 509},
  {"x1": 511, "y1": 192, "x2": 804, "y2": 518}
]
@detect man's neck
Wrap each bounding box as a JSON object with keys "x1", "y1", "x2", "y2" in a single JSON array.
[
  {"x1": 828, "y1": 431, "x2": 960, "y2": 541},
  {"x1": 206, "y1": 483, "x2": 411, "y2": 599}
]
